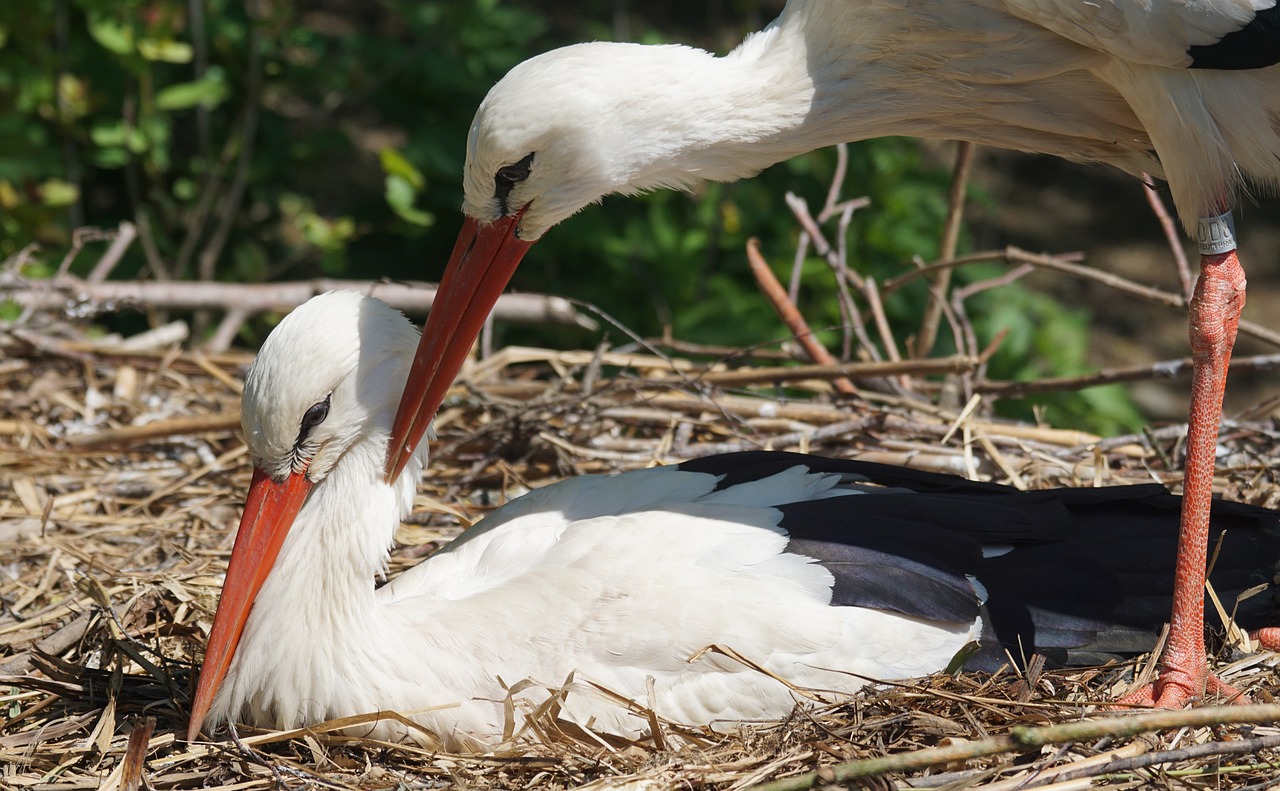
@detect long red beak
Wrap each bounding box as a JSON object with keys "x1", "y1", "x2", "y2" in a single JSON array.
[
  {"x1": 187, "y1": 466, "x2": 313, "y2": 741},
  {"x1": 384, "y1": 209, "x2": 534, "y2": 482}
]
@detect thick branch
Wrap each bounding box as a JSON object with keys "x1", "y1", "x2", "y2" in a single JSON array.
[{"x1": 1, "y1": 275, "x2": 595, "y2": 329}]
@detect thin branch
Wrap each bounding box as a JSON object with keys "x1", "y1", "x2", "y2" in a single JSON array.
[
  {"x1": 951, "y1": 263, "x2": 1035, "y2": 385},
  {"x1": 887, "y1": 246, "x2": 1280, "y2": 349},
  {"x1": 675, "y1": 418, "x2": 877, "y2": 458},
  {"x1": 64, "y1": 412, "x2": 241, "y2": 448},
  {"x1": 746, "y1": 239, "x2": 856, "y2": 395},
  {"x1": 749, "y1": 704, "x2": 1280, "y2": 791},
  {"x1": 195, "y1": 29, "x2": 262, "y2": 285},
  {"x1": 693, "y1": 355, "x2": 976, "y2": 388},
  {"x1": 917, "y1": 141, "x2": 973, "y2": 358},
  {"x1": 205, "y1": 306, "x2": 251, "y2": 353},
  {"x1": 1053, "y1": 733, "x2": 1280, "y2": 785},
  {"x1": 1141, "y1": 175, "x2": 1193, "y2": 300},
  {"x1": 977, "y1": 351, "x2": 1280, "y2": 398},
  {"x1": 86, "y1": 221, "x2": 137, "y2": 283},
  {"x1": 54, "y1": 227, "x2": 115, "y2": 278},
  {"x1": 817, "y1": 143, "x2": 849, "y2": 222},
  {"x1": 784, "y1": 191, "x2": 880, "y2": 362}
]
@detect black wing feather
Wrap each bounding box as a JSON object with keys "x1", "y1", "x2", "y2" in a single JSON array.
[{"x1": 678, "y1": 451, "x2": 1280, "y2": 670}]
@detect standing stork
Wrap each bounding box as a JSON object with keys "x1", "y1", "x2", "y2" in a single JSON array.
[
  {"x1": 188, "y1": 292, "x2": 1280, "y2": 749},
  {"x1": 383, "y1": 1, "x2": 1280, "y2": 708}
]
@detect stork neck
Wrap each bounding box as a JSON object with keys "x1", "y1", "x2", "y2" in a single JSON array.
[
  {"x1": 611, "y1": 7, "x2": 915, "y2": 190},
  {"x1": 249, "y1": 438, "x2": 425, "y2": 639}
]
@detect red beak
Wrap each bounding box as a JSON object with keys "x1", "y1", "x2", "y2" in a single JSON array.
[
  {"x1": 384, "y1": 209, "x2": 534, "y2": 482},
  {"x1": 187, "y1": 466, "x2": 313, "y2": 741}
]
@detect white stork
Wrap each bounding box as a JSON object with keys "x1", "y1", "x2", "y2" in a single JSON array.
[
  {"x1": 187, "y1": 292, "x2": 1280, "y2": 750},
  {"x1": 383, "y1": 1, "x2": 1280, "y2": 709}
]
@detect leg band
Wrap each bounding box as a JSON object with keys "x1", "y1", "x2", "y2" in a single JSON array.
[{"x1": 1197, "y1": 211, "x2": 1237, "y2": 255}]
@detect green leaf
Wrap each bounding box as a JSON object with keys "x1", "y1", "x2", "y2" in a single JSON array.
[
  {"x1": 379, "y1": 148, "x2": 425, "y2": 190},
  {"x1": 137, "y1": 39, "x2": 193, "y2": 63},
  {"x1": 87, "y1": 16, "x2": 134, "y2": 56},
  {"x1": 384, "y1": 174, "x2": 433, "y2": 227},
  {"x1": 38, "y1": 180, "x2": 79, "y2": 207},
  {"x1": 0, "y1": 299, "x2": 21, "y2": 323},
  {"x1": 90, "y1": 121, "x2": 148, "y2": 153},
  {"x1": 155, "y1": 76, "x2": 230, "y2": 110}
]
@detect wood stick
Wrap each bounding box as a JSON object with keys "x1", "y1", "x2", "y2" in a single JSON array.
[
  {"x1": 885, "y1": 246, "x2": 1280, "y2": 349},
  {"x1": 1, "y1": 275, "x2": 594, "y2": 328},
  {"x1": 64, "y1": 413, "x2": 241, "y2": 448},
  {"x1": 977, "y1": 352, "x2": 1280, "y2": 398},
  {"x1": 86, "y1": 221, "x2": 138, "y2": 283},
  {"x1": 1140, "y1": 175, "x2": 1193, "y2": 300},
  {"x1": 917, "y1": 141, "x2": 973, "y2": 358},
  {"x1": 693, "y1": 355, "x2": 977, "y2": 387},
  {"x1": 745, "y1": 238, "x2": 857, "y2": 395},
  {"x1": 750, "y1": 704, "x2": 1280, "y2": 791}
]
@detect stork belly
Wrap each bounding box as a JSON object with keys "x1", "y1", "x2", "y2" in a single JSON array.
[{"x1": 495, "y1": 609, "x2": 979, "y2": 745}]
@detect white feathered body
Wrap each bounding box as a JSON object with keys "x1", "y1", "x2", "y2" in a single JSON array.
[
  {"x1": 202, "y1": 293, "x2": 1280, "y2": 751},
  {"x1": 468, "y1": 0, "x2": 1280, "y2": 238},
  {"x1": 211, "y1": 449, "x2": 976, "y2": 751}
]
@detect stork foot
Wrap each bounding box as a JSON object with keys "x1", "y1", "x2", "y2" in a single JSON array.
[
  {"x1": 1250, "y1": 627, "x2": 1280, "y2": 652},
  {"x1": 1109, "y1": 622, "x2": 1280, "y2": 710},
  {"x1": 1113, "y1": 664, "x2": 1248, "y2": 709}
]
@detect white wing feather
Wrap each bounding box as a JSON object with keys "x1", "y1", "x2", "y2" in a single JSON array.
[{"x1": 1000, "y1": 0, "x2": 1275, "y2": 66}]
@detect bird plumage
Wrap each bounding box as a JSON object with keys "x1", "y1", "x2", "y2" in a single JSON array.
[
  {"x1": 463, "y1": 0, "x2": 1280, "y2": 240},
  {"x1": 195, "y1": 293, "x2": 1280, "y2": 751}
]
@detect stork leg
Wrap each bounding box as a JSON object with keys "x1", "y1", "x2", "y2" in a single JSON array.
[{"x1": 1118, "y1": 213, "x2": 1247, "y2": 708}]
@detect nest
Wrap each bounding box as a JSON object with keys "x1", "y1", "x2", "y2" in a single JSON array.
[{"x1": 2, "y1": 309, "x2": 1280, "y2": 790}]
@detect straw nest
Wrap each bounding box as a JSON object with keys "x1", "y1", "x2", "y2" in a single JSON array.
[{"x1": 2, "y1": 308, "x2": 1279, "y2": 791}]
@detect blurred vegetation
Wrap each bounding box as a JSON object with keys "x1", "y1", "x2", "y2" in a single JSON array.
[{"x1": 0, "y1": 0, "x2": 1141, "y2": 432}]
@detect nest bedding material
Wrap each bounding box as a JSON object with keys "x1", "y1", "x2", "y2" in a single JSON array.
[{"x1": 2, "y1": 322, "x2": 1280, "y2": 790}]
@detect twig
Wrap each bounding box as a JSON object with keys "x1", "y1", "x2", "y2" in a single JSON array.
[
  {"x1": 0, "y1": 611, "x2": 93, "y2": 675},
  {"x1": 748, "y1": 704, "x2": 1280, "y2": 791},
  {"x1": 54, "y1": 226, "x2": 115, "y2": 278},
  {"x1": 694, "y1": 355, "x2": 977, "y2": 387},
  {"x1": 676, "y1": 417, "x2": 877, "y2": 458},
  {"x1": 1141, "y1": 175, "x2": 1193, "y2": 300},
  {"x1": 132, "y1": 209, "x2": 171, "y2": 281},
  {"x1": 885, "y1": 246, "x2": 1280, "y2": 350},
  {"x1": 64, "y1": 412, "x2": 241, "y2": 448},
  {"x1": 646, "y1": 337, "x2": 793, "y2": 362},
  {"x1": 195, "y1": 35, "x2": 261, "y2": 287},
  {"x1": 783, "y1": 191, "x2": 880, "y2": 363},
  {"x1": 205, "y1": 306, "x2": 251, "y2": 353},
  {"x1": 745, "y1": 238, "x2": 856, "y2": 395},
  {"x1": 951, "y1": 263, "x2": 1035, "y2": 386},
  {"x1": 817, "y1": 143, "x2": 849, "y2": 222},
  {"x1": 86, "y1": 221, "x2": 137, "y2": 283},
  {"x1": 977, "y1": 352, "x2": 1280, "y2": 398},
  {"x1": 1052, "y1": 733, "x2": 1280, "y2": 785},
  {"x1": 862, "y1": 277, "x2": 901, "y2": 363},
  {"x1": 917, "y1": 141, "x2": 973, "y2": 358}
]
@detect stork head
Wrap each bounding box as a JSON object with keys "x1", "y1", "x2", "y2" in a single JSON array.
[
  {"x1": 189, "y1": 291, "x2": 421, "y2": 741},
  {"x1": 242, "y1": 291, "x2": 420, "y2": 484},
  {"x1": 385, "y1": 42, "x2": 743, "y2": 481},
  {"x1": 462, "y1": 41, "x2": 737, "y2": 239}
]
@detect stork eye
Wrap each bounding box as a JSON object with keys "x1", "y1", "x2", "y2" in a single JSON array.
[
  {"x1": 493, "y1": 152, "x2": 534, "y2": 215},
  {"x1": 298, "y1": 394, "x2": 331, "y2": 442}
]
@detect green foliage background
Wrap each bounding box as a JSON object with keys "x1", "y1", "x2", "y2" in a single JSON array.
[{"x1": 0, "y1": 0, "x2": 1142, "y2": 433}]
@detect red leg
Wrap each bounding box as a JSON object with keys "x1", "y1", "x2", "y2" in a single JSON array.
[{"x1": 1116, "y1": 234, "x2": 1247, "y2": 708}]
